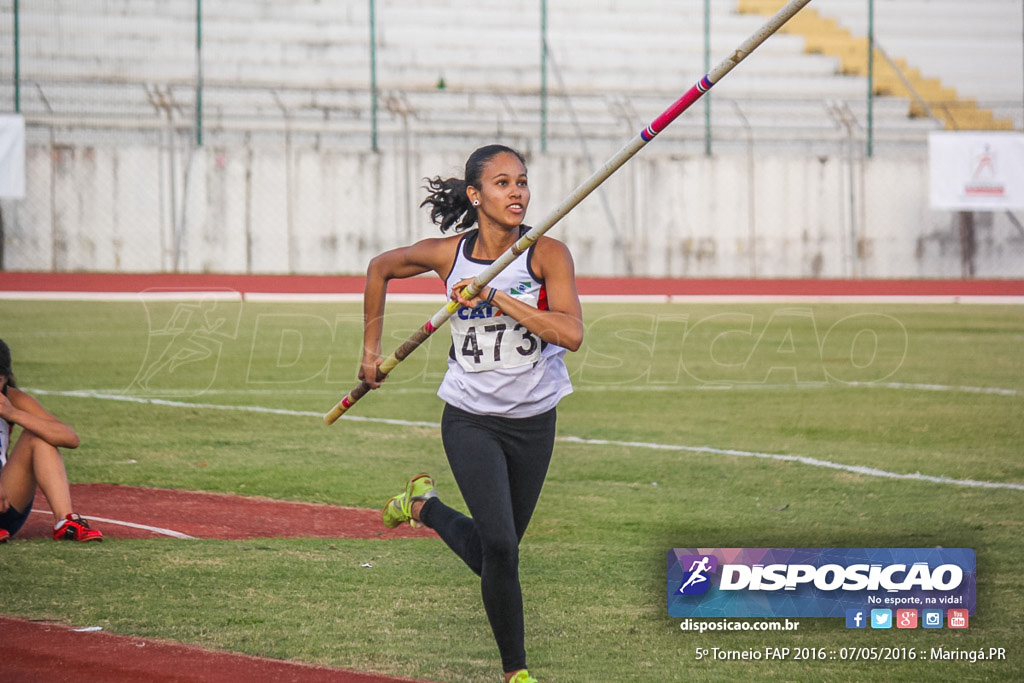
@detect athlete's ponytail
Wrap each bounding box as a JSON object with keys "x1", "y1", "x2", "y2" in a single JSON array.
[
  {"x1": 0, "y1": 339, "x2": 16, "y2": 388},
  {"x1": 421, "y1": 176, "x2": 474, "y2": 233}
]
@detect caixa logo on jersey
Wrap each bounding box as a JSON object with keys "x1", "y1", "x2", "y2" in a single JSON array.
[{"x1": 667, "y1": 548, "x2": 976, "y2": 618}]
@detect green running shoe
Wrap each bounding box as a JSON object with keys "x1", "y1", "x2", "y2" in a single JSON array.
[
  {"x1": 382, "y1": 473, "x2": 437, "y2": 529},
  {"x1": 507, "y1": 670, "x2": 538, "y2": 683}
]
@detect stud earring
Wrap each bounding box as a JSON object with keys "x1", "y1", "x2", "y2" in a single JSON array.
[{"x1": 472, "y1": 200, "x2": 480, "y2": 206}]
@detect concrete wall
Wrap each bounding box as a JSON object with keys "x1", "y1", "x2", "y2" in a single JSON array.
[{"x1": 3, "y1": 142, "x2": 1021, "y2": 279}]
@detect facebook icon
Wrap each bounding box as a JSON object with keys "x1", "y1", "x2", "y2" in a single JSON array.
[{"x1": 846, "y1": 609, "x2": 867, "y2": 629}]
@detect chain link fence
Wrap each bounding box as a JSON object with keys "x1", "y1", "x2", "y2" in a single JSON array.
[{"x1": 1, "y1": 0, "x2": 1022, "y2": 278}]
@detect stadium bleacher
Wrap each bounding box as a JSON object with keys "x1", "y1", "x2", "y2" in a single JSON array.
[
  {"x1": 1, "y1": 1, "x2": 1021, "y2": 279},
  {"x1": 739, "y1": 0, "x2": 1016, "y2": 132},
  {"x1": 3, "y1": 0, "x2": 1017, "y2": 151}
]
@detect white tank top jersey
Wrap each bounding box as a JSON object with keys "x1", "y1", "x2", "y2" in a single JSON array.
[
  {"x1": 1, "y1": 417, "x2": 10, "y2": 468},
  {"x1": 0, "y1": 384, "x2": 9, "y2": 467},
  {"x1": 437, "y1": 228, "x2": 573, "y2": 418}
]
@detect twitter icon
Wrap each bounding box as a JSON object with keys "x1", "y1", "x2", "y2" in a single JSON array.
[{"x1": 870, "y1": 609, "x2": 893, "y2": 629}]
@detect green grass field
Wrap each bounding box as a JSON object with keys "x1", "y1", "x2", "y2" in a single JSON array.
[{"x1": 1, "y1": 299, "x2": 1022, "y2": 682}]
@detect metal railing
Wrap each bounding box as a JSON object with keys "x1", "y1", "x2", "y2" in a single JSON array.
[
  {"x1": 2, "y1": 1, "x2": 1022, "y2": 279},
  {"x1": 6, "y1": 1, "x2": 1018, "y2": 155}
]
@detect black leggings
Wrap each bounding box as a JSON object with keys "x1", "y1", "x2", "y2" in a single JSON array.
[{"x1": 420, "y1": 403, "x2": 556, "y2": 674}]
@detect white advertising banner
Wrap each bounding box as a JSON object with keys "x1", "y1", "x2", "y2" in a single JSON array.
[
  {"x1": 929, "y1": 131, "x2": 1024, "y2": 210},
  {"x1": 0, "y1": 114, "x2": 26, "y2": 199}
]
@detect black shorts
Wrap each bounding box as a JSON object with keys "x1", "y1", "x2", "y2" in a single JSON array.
[{"x1": 0, "y1": 503, "x2": 31, "y2": 536}]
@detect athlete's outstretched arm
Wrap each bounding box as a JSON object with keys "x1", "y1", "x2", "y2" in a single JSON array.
[{"x1": 360, "y1": 237, "x2": 458, "y2": 387}]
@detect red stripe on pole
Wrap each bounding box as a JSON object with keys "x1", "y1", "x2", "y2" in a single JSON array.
[{"x1": 647, "y1": 80, "x2": 711, "y2": 138}]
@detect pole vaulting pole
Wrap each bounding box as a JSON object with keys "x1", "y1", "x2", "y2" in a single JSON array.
[{"x1": 325, "y1": 0, "x2": 813, "y2": 424}]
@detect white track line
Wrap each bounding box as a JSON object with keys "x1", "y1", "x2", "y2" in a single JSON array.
[
  {"x1": 849, "y1": 381, "x2": 1021, "y2": 397},
  {"x1": 4, "y1": 291, "x2": 1024, "y2": 304},
  {"x1": 31, "y1": 389, "x2": 438, "y2": 428},
  {"x1": 32, "y1": 389, "x2": 1024, "y2": 492},
  {"x1": 30, "y1": 509, "x2": 196, "y2": 539},
  {"x1": 557, "y1": 436, "x2": 1024, "y2": 492},
  {"x1": 571, "y1": 382, "x2": 1022, "y2": 397}
]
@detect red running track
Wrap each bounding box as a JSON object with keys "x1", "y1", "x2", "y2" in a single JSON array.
[
  {"x1": 0, "y1": 616, "x2": 426, "y2": 683},
  {"x1": 1, "y1": 271, "x2": 1023, "y2": 299},
  {"x1": 5, "y1": 484, "x2": 436, "y2": 682}
]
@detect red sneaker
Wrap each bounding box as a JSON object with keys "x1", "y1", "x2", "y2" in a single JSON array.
[
  {"x1": 0, "y1": 528, "x2": 10, "y2": 543},
  {"x1": 53, "y1": 513, "x2": 103, "y2": 542}
]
